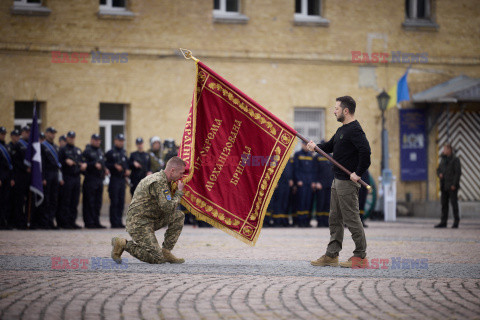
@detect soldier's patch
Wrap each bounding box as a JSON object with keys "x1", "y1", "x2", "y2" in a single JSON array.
[{"x1": 163, "y1": 189, "x2": 172, "y2": 201}]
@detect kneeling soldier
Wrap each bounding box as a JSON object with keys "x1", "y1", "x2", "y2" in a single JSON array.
[{"x1": 111, "y1": 156, "x2": 186, "y2": 264}]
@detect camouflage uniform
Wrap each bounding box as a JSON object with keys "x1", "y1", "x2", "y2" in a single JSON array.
[{"x1": 125, "y1": 170, "x2": 184, "y2": 264}]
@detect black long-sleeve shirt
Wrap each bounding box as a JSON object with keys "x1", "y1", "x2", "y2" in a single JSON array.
[{"x1": 317, "y1": 120, "x2": 371, "y2": 180}]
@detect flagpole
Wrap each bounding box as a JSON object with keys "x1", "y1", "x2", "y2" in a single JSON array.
[
  {"x1": 296, "y1": 133, "x2": 371, "y2": 191},
  {"x1": 178, "y1": 49, "x2": 370, "y2": 191}
]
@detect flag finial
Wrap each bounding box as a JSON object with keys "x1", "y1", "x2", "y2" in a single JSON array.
[{"x1": 179, "y1": 48, "x2": 199, "y2": 62}]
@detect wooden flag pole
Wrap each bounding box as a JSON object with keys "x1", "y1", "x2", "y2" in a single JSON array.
[{"x1": 296, "y1": 133, "x2": 371, "y2": 191}]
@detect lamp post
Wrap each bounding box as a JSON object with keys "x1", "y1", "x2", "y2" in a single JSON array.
[
  {"x1": 376, "y1": 90, "x2": 390, "y2": 172},
  {"x1": 376, "y1": 89, "x2": 396, "y2": 221}
]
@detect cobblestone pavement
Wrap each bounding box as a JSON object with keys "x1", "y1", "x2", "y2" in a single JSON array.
[{"x1": 1, "y1": 217, "x2": 480, "y2": 319}]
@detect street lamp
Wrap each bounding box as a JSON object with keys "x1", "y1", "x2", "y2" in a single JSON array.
[
  {"x1": 376, "y1": 89, "x2": 396, "y2": 222},
  {"x1": 377, "y1": 90, "x2": 390, "y2": 171}
]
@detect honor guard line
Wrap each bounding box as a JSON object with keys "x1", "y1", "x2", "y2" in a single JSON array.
[{"x1": 179, "y1": 48, "x2": 371, "y2": 192}]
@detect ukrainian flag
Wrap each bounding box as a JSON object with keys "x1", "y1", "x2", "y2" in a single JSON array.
[{"x1": 386, "y1": 69, "x2": 410, "y2": 109}]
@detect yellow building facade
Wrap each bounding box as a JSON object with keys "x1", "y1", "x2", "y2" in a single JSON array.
[{"x1": 1, "y1": 0, "x2": 479, "y2": 204}]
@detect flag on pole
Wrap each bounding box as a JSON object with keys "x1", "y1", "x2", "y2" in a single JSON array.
[
  {"x1": 178, "y1": 61, "x2": 297, "y2": 245},
  {"x1": 25, "y1": 106, "x2": 44, "y2": 207},
  {"x1": 386, "y1": 69, "x2": 410, "y2": 109}
]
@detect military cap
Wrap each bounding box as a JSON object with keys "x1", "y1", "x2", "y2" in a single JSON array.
[
  {"x1": 46, "y1": 127, "x2": 57, "y2": 133},
  {"x1": 11, "y1": 129, "x2": 20, "y2": 136},
  {"x1": 21, "y1": 126, "x2": 31, "y2": 132},
  {"x1": 91, "y1": 133, "x2": 101, "y2": 140},
  {"x1": 0, "y1": 126, "x2": 6, "y2": 134},
  {"x1": 135, "y1": 137, "x2": 144, "y2": 144},
  {"x1": 67, "y1": 131, "x2": 76, "y2": 138},
  {"x1": 115, "y1": 133, "x2": 125, "y2": 141}
]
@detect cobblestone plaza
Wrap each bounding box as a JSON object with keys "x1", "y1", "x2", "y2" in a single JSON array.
[{"x1": 1, "y1": 218, "x2": 479, "y2": 319}]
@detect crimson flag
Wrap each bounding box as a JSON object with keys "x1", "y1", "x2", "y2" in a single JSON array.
[{"x1": 178, "y1": 61, "x2": 297, "y2": 245}]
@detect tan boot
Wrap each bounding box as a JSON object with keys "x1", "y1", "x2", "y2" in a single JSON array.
[
  {"x1": 162, "y1": 248, "x2": 185, "y2": 264},
  {"x1": 111, "y1": 237, "x2": 127, "y2": 264},
  {"x1": 340, "y1": 256, "x2": 369, "y2": 268},
  {"x1": 310, "y1": 255, "x2": 339, "y2": 267}
]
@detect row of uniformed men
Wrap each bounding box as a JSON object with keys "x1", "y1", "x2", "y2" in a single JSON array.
[
  {"x1": 0, "y1": 125, "x2": 177, "y2": 229},
  {"x1": 265, "y1": 142, "x2": 369, "y2": 228}
]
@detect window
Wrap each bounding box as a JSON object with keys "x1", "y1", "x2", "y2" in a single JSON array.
[
  {"x1": 14, "y1": 0, "x2": 41, "y2": 6},
  {"x1": 403, "y1": 0, "x2": 438, "y2": 30},
  {"x1": 14, "y1": 101, "x2": 43, "y2": 131},
  {"x1": 98, "y1": 0, "x2": 134, "y2": 17},
  {"x1": 213, "y1": 0, "x2": 249, "y2": 24},
  {"x1": 99, "y1": 103, "x2": 126, "y2": 152},
  {"x1": 12, "y1": 0, "x2": 51, "y2": 16},
  {"x1": 294, "y1": 0, "x2": 329, "y2": 26},
  {"x1": 294, "y1": 108, "x2": 325, "y2": 152},
  {"x1": 100, "y1": 0, "x2": 126, "y2": 10}
]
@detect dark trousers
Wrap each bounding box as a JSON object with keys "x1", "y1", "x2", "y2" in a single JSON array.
[
  {"x1": 271, "y1": 184, "x2": 290, "y2": 227},
  {"x1": 83, "y1": 176, "x2": 103, "y2": 227},
  {"x1": 59, "y1": 175, "x2": 80, "y2": 227},
  {"x1": 440, "y1": 189, "x2": 459, "y2": 224},
  {"x1": 31, "y1": 195, "x2": 48, "y2": 228},
  {"x1": 43, "y1": 171, "x2": 59, "y2": 227},
  {"x1": 13, "y1": 173, "x2": 29, "y2": 228},
  {"x1": 0, "y1": 178, "x2": 10, "y2": 227},
  {"x1": 316, "y1": 187, "x2": 331, "y2": 227},
  {"x1": 109, "y1": 175, "x2": 125, "y2": 227},
  {"x1": 295, "y1": 182, "x2": 314, "y2": 227}
]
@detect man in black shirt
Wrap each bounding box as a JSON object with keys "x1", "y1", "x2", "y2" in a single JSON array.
[{"x1": 307, "y1": 96, "x2": 371, "y2": 268}]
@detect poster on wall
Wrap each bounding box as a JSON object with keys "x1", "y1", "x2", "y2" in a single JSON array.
[{"x1": 399, "y1": 109, "x2": 427, "y2": 181}]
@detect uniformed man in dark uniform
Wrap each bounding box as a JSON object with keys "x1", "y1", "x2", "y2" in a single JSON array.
[
  {"x1": 0, "y1": 127, "x2": 14, "y2": 229},
  {"x1": 58, "y1": 131, "x2": 86, "y2": 229},
  {"x1": 55, "y1": 134, "x2": 67, "y2": 226},
  {"x1": 314, "y1": 152, "x2": 335, "y2": 227},
  {"x1": 293, "y1": 142, "x2": 316, "y2": 227},
  {"x1": 271, "y1": 157, "x2": 294, "y2": 227},
  {"x1": 42, "y1": 127, "x2": 61, "y2": 229},
  {"x1": 7, "y1": 129, "x2": 20, "y2": 227},
  {"x1": 106, "y1": 133, "x2": 130, "y2": 228},
  {"x1": 8, "y1": 129, "x2": 20, "y2": 152},
  {"x1": 129, "y1": 137, "x2": 152, "y2": 196},
  {"x1": 82, "y1": 134, "x2": 108, "y2": 229},
  {"x1": 11, "y1": 126, "x2": 31, "y2": 229}
]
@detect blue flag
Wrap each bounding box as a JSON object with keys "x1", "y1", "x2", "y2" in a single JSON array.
[
  {"x1": 25, "y1": 106, "x2": 44, "y2": 207},
  {"x1": 397, "y1": 70, "x2": 410, "y2": 103}
]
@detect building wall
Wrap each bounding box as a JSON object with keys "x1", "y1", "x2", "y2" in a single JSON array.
[{"x1": 1, "y1": 0, "x2": 479, "y2": 202}]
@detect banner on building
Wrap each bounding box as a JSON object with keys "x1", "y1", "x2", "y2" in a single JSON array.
[
  {"x1": 399, "y1": 109, "x2": 427, "y2": 181},
  {"x1": 178, "y1": 61, "x2": 297, "y2": 245}
]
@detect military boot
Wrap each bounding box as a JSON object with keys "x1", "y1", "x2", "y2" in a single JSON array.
[
  {"x1": 310, "y1": 255, "x2": 339, "y2": 267},
  {"x1": 162, "y1": 248, "x2": 185, "y2": 264},
  {"x1": 340, "y1": 256, "x2": 369, "y2": 268},
  {"x1": 111, "y1": 237, "x2": 127, "y2": 264}
]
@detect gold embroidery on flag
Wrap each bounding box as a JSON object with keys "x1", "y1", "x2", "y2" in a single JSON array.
[{"x1": 208, "y1": 81, "x2": 278, "y2": 136}]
